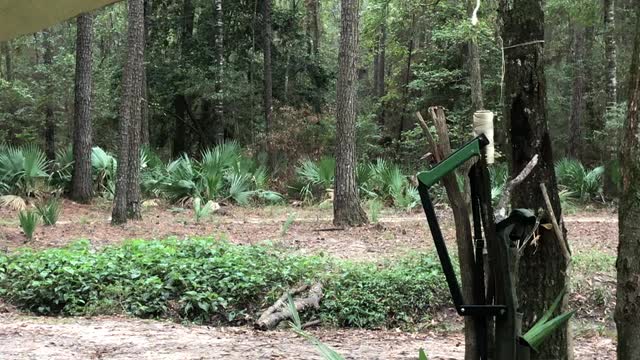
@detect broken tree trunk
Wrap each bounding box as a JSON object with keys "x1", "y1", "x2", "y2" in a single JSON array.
[
  {"x1": 255, "y1": 283, "x2": 323, "y2": 331},
  {"x1": 417, "y1": 106, "x2": 479, "y2": 360}
]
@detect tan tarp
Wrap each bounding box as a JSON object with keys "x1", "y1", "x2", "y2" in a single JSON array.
[{"x1": 0, "y1": 0, "x2": 122, "y2": 41}]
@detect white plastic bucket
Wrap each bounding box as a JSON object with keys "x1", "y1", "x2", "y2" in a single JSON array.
[{"x1": 473, "y1": 110, "x2": 495, "y2": 164}]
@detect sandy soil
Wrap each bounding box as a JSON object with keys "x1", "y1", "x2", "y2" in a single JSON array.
[
  {"x1": 0, "y1": 202, "x2": 619, "y2": 359},
  {"x1": 0, "y1": 314, "x2": 616, "y2": 360},
  {"x1": 0, "y1": 200, "x2": 618, "y2": 259}
]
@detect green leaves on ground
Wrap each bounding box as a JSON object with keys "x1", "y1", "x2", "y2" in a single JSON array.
[
  {"x1": 36, "y1": 198, "x2": 62, "y2": 225},
  {"x1": 18, "y1": 209, "x2": 40, "y2": 241},
  {"x1": 0, "y1": 239, "x2": 445, "y2": 329},
  {"x1": 295, "y1": 157, "x2": 420, "y2": 210},
  {"x1": 555, "y1": 158, "x2": 604, "y2": 202},
  {"x1": 521, "y1": 291, "x2": 576, "y2": 353}
]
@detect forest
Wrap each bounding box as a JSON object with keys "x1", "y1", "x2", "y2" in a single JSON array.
[{"x1": 0, "y1": 0, "x2": 638, "y2": 359}]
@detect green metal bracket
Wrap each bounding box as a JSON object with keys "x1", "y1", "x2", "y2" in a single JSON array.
[{"x1": 417, "y1": 135, "x2": 489, "y2": 188}]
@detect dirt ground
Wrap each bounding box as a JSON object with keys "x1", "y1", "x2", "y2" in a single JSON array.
[
  {"x1": 0, "y1": 314, "x2": 616, "y2": 360},
  {"x1": 0, "y1": 199, "x2": 618, "y2": 259},
  {"x1": 0, "y1": 201, "x2": 619, "y2": 359}
]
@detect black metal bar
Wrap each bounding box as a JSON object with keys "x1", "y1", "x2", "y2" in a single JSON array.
[
  {"x1": 418, "y1": 182, "x2": 506, "y2": 321},
  {"x1": 418, "y1": 183, "x2": 465, "y2": 311},
  {"x1": 470, "y1": 164, "x2": 489, "y2": 360}
]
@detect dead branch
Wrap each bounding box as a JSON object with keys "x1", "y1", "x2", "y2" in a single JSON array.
[
  {"x1": 495, "y1": 155, "x2": 539, "y2": 221},
  {"x1": 255, "y1": 283, "x2": 323, "y2": 331},
  {"x1": 416, "y1": 111, "x2": 441, "y2": 162},
  {"x1": 540, "y1": 183, "x2": 571, "y2": 263},
  {"x1": 301, "y1": 319, "x2": 321, "y2": 329}
]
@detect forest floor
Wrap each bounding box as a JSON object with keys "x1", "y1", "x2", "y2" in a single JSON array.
[
  {"x1": 0, "y1": 313, "x2": 616, "y2": 360},
  {"x1": 0, "y1": 200, "x2": 618, "y2": 359},
  {"x1": 0, "y1": 199, "x2": 618, "y2": 258}
]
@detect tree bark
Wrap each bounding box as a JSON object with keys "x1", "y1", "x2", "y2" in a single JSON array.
[
  {"x1": 499, "y1": 0, "x2": 571, "y2": 359},
  {"x1": 42, "y1": 29, "x2": 56, "y2": 161},
  {"x1": 214, "y1": 0, "x2": 224, "y2": 145},
  {"x1": 467, "y1": 0, "x2": 484, "y2": 112},
  {"x1": 71, "y1": 14, "x2": 94, "y2": 204},
  {"x1": 305, "y1": 0, "x2": 321, "y2": 56},
  {"x1": 172, "y1": 95, "x2": 187, "y2": 157},
  {"x1": 615, "y1": 8, "x2": 640, "y2": 359},
  {"x1": 568, "y1": 25, "x2": 586, "y2": 160},
  {"x1": 421, "y1": 107, "x2": 480, "y2": 360},
  {"x1": 374, "y1": 10, "x2": 387, "y2": 127},
  {"x1": 112, "y1": 0, "x2": 145, "y2": 225},
  {"x1": 333, "y1": 0, "x2": 368, "y2": 227},
  {"x1": 604, "y1": 0, "x2": 617, "y2": 106},
  {"x1": 395, "y1": 15, "x2": 415, "y2": 156},
  {"x1": 141, "y1": 0, "x2": 152, "y2": 147},
  {"x1": 1, "y1": 41, "x2": 11, "y2": 82},
  {"x1": 263, "y1": 0, "x2": 273, "y2": 153},
  {"x1": 603, "y1": 0, "x2": 619, "y2": 197},
  {"x1": 172, "y1": 0, "x2": 193, "y2": 156}
]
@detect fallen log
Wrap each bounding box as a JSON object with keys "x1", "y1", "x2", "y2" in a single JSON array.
[{"x1": 255, "y1": 283, "x2": 323, "y2": 331}]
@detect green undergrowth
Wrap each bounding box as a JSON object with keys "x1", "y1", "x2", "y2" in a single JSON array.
[{"x1": 0, "y1": 238, "x2": 447, "y2": 329}]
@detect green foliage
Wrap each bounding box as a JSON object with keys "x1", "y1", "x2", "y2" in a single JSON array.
[
  {"x1": 91, "y1": 147, "x2": 118, "y2": 199},
  {"x1": 521, "y1": 292, "x2": 576, "y2": 353},
  {"x1": 0, "y1": 239, "x2": 446, "y2": 329},
  {"x1": 18, "y1": 209, "x2": 40, "y2": 241},
  {"x1": 419, "y1": 349, "x2": 429, "y2": 360},
  {"x1": 281, "y1": 212, "x2": 297, "y2": 236},
  {"x1": 154, "y1": 143, "x2": 282, "y2": 206},
  {"x1": 49, "y1": 146, "x2": 74, "y2": 191},
  {"x1": 296, "y1": 157, "x2": 420, "y2": 210},
  {"x1": 572, "y1": 250, "x2": 616, "y2": 274},
  {"x1": 555, "y1": 158, "x2": 604, "y2": 202},
  {"x1": 288, "y1": 295, "x2": 346, "y2": 360},
  {"x1": 360, "y1": 159, "x2": 420, "y2": 210},
  {"x1": 320, "y1": 255, "x2": 446, "y2": 328},
  {"x1": 296, "y1": 157, "x2": 336, "y2": 202},
  {"x1": 193, "y1": 197, "x2": 216, "y2": 223},
  {"x1": 489, "y1": 163, "x2": 509, "y2": 203},
  {"x1": 35, "y1": 198, "x2": 62, "y2": 226},
  {"x1": 367, "y1": 199, "x2": 383, "y2": 223},
  {"x1": 0, "y1": 144, "x2": 49, "y2": 197}
]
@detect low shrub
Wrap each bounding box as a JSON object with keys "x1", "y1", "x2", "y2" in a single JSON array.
[
  {"x1": 0, "y1": 239, "x2": 446, "y2": 329},
  {"x1": 18, "y1": 209, "x2": 40, "y2": 241},
  {"x1": 555, "y1": 158, "x2": 604, "y2": 202},
  {"x1": 321, "y1": 255, "x2": 446, "y2": 328},
  {"x1": 36, "y1": 198, "x2": 62, "y2": 225},
  {"x1": 295, "y1": 157, "x2": 421, "y2": 210}
]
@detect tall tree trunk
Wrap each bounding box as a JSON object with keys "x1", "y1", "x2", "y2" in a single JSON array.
[
  {"x1": 467, "y1": 0, "x2": 484, "y2": 111},
  {"x1": 214, "y1": 0, "x2": 224, "y2": 145},
  {"x1": 43, "y1": 30, "x2": 56, "y2": 161},
  {"x1": 172, "y1": 0, "x2": 194, "y2": 155},
  {"x1": 568, "y1": 25, "x2": 586, "y2": 160},
  {"x1": 172, "y1": 95, "x2": 187, "y2": 157},
  {"x1": 263, "y1": 0, "x2": 273, "y2": 153},
  {"x1": 499, "y1": 0, "x2": 571, "y2": 359},
  {"x1": 1, "y1": 41, "x2": 11, "y2": 81},
  {"x1": 112, "y1": 0, "x2": 145, "y2": 225},
  {"x1": 305, "y1": 0, "x2": 323, "y2": 114},
  {"x1": 615, "y1": 8, "x2": 640, "y2": 359},
  {"x1": 284, "y1": 48, "x2": 291, "y2": 103},
  {"x1": 604, "y1": 0, "x2": 617, "y2": 106},
  {"x1": 71, "y1": 14, "x2": 94, "y2": 204},
  {"x1": 334, "y1": 0, "x2": 368, "y2": 227},
  {"x1": 141, "y1": 0, "x2": 152, "y2": 147},
  {"x1": 127, "y1": 4, "x2": 145, "y2": 221},
  {"x1": 305, "y1": 0, "x2": 321, "y2": 55},
  {"x1": 603, "y1": 0, "x2": 619, "y2": 197},
  {"x1": 374, "y1": 13, "x2": 387, "y2": 127},
  {"x1": 395, "y1": 15, "x2": 415, "y2": 156}
]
